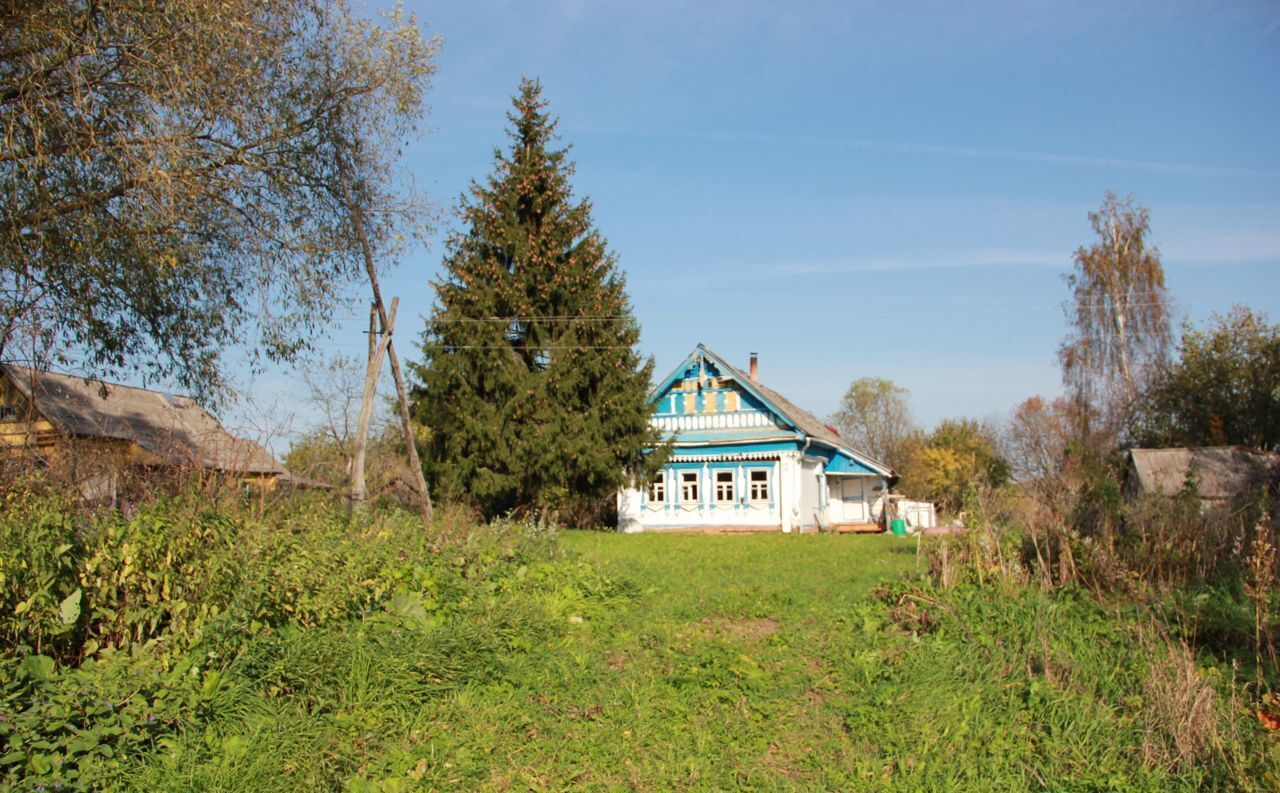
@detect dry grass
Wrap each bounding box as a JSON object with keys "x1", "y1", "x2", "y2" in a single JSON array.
[{"x1": 1139, "y1": 638, "x2": 1221, "y2": 771}]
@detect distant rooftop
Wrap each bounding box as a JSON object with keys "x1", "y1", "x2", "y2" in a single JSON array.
[{"x1": 2, "y1": 364, "x2": 283, "y2": 475}]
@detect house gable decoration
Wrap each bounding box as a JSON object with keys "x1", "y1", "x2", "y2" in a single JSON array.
[{"x1": 618, "y1": 344, "x2": 897, "y2": 534}]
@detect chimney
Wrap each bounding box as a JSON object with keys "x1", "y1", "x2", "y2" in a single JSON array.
[{"x1": 748, "y1": 352, "x2": 759, "y2": 383}]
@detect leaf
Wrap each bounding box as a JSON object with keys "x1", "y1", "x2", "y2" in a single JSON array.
[
  {"x1": 201, "y1": 671, "x2": 221, "y2": 699},
  {"x1": 222, "y1": 735, "x2": 248, "y2": 762},
  {"x1": 29, "y1": 754, "x2": 52, "y2": 775},
  {"x1": 388, "y1": 592, "x2": 428, "y2": 622},
  {"x1": 21, "y1": 654, "x2": 55, "y2": 682},
  {"x1": 60, "y1": 587, "x2": 82, "y2": 625}
]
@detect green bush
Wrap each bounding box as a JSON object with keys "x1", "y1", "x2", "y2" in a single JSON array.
[
  {"x1": 0, "y1": 481, "x2": 626, "y2": 790},
  {"x1": 0, "y1": 481, "x2": 83, "y2": 659}
]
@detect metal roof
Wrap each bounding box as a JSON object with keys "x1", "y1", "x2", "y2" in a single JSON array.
[
  {"x1": 2, "y1": 364, "x2": 284, "y2": 475},
  {"x1": 652, "y1": 345, "x2": 897, "y2": 481}
]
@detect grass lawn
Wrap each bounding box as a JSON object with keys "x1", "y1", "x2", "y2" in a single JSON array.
[
  {"x1": 351, "y1": 531, "x2": 1228, "y2": 792},
  {"x1": 120, "y1": 528, "x2": 1258, "y2": 791},
  {"x1": 418, "y1": 531, "x2": 924, "y2": 791}
]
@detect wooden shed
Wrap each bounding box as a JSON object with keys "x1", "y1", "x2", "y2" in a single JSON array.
[
  {"x1": 1, "y1": 364, "x2": 284, "y2": 497},
  {"x1": 1124, "y1": 446, "x2": 1280, "y2": 508}
]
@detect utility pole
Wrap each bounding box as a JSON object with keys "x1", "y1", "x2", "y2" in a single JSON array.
[
  {"x1": 337, "y1": 165, "x2": 433, "y2": 524},
  {"x1": 350, "y1": 298, "x2": 398, "y2": 508}
]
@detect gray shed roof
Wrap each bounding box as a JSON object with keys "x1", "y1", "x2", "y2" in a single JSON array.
[
  {"x1": 2, "y1": 365, "x2": 284, "y2": 475},
  {"x1": 1126, "y1": 446, "x2": 1280, "y2": 501}
]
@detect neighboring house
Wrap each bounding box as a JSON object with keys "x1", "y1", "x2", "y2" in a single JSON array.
[
  {"x1": 0, "y1": 364, "x2": 285, "y2": 498},
  {"x1": 617, "y1": 344, "x2": 897, "y2": 533},
  {"x1": 1125, "y1": 446, "x2": 1280, "y2": 509}
]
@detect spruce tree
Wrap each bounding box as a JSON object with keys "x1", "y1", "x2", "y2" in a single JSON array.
[{"x1": 410, "y1": 79, "x2": 660, "y2": 523}]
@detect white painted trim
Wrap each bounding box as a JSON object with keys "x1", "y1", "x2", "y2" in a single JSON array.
[{"x1": 650, "y1": 412, "x2": 777, "y2": 432}]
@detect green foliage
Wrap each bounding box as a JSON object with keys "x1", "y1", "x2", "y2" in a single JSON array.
[
  {"x1": 900, "y1": 418, "x2": 1010, "y2": 512},
  {"x1": 4, "y1": 490, "x2": 1275, "y2": 790},
  {"x1": 0, "y1": 0, "x2": 438, "y2": 396},
  {"x1": 411, "y1": 79, "x2": 660, "y2": 523},
  {"x1": 0, "y1": 483, "x2": 611, "y2": 790},
  {"x1": 1138, "y1": 306, "x2": 1280, "y2": 450},
  {"x1": 0, "y1": 483, "x2": 82, "y2": 658}
]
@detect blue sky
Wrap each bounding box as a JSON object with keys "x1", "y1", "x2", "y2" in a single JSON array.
[{"x1": 235, "y1": 0, "x2": 1280, "y2": 444}]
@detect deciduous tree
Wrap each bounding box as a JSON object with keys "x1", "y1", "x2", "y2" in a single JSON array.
[
  {"x1": 1137, "y1": 307, "x2": 1280, "y2": 450},
  {"x1": 1002, "y1": 396, "x2": 1075, "y2": 483},
  {"x1": 1059, "y1": 193, "x2": 1172, "y2": 440},
  {"x1": 899, "y1": 418, "x2": 1009, "y2": 513},
  {"x1": 828, "y1": 376, "x2": 919, "y2": 469},
  {"x1": 0, "y1": 0, "x2": 438, "y2": 398},
  {"x1": 410, "y1": 80, "x2": 660, "y2": 523}
]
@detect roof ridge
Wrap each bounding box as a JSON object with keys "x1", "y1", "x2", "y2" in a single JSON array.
[{"x1": 662, "y1": 345, "x2": 896, "y2": 479}]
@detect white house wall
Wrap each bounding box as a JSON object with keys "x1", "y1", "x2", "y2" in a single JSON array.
[
  {"x1": 825, "y1": 476, "x2": 884, "y2": 524},
  {"x1": 798, "y1": 457, "x2": 823, "y2": 530},
  {"x1": 618, "y1": 452, "x2": 875, "y2": 534},
  {"x1": 618, "y1": 459, "x2": 786, "y2": 532}
]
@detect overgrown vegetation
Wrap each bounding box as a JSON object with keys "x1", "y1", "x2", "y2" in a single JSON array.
[
  {"x1": 820, "y1": 195, "x2": 1280, "y2": 790},
  {"x1": 2, "y1": 478, "x2": 1275, "y2": 790},
  {"x1": 0, "y1": 478, "x2": 618, "y2": 789}
]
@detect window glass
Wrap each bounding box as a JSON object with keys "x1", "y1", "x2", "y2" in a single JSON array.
[
  {"x1": 715, "y1": 470, "x2": 734, "y2": 503},
  {"x1": 680, "y1": 471, "x2": 699, "y2": 503},
  {"x1": 648, "y1": 472, "x2": 665, "y2": 503}
]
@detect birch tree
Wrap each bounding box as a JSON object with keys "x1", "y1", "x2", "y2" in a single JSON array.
[{"x1": 1059, "y1": 193, "x2": 1172, "y2": 437}]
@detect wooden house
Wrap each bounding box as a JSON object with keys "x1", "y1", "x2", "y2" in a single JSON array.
[
  {"x1": 617, "y1": 344, "x2": 897, "y2": 533},
  {"x1": 0, "y1": 364, "x2": 284, "y2": 497}
]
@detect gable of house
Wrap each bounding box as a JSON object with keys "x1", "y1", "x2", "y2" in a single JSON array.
[
  {"x1": 648, "y1": 345, "x2": 893, "y2": 479},
  {"x1": 650, "y1": 351, "x2": 794, "y2": 446}
]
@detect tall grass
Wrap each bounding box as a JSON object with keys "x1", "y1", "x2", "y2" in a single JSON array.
[{"x1": 0, "y1": 474, "x2": 601, "y2": 790}]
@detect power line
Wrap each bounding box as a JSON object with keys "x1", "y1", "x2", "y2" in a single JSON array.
[
  {"x1": 324, "y1": 293, "x2": 1277, "y2": 324},
  {"x1": 419, "y1": 344, "x2": 638, "y2": 350}
]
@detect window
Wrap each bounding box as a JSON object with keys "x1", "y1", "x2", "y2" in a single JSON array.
[
  {"x1": 749, "y1": 469, "x2": 770, "y2": 502},
  {"x1": 715, "y1": 470, "x2": 735, "y2": 503},
  {"x1": 0, "y1": 404, "x2": 17, "y2": 421},
  {"x1": 648, "y1": 472, "x2": 665, "y2": 503},
  {"x1": 680, "y1": 471, "x2": 699, "y2": 503}
]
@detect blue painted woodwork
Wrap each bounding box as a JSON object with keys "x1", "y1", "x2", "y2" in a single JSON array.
[
  {"x1": 624, "y1": 343, "x2": 895, "y2": 533},
  {"x1": 824, "y1": 453, "x2": 881, "y2": 476}
]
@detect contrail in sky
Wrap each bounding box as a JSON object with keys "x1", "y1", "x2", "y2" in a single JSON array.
[{"x1": 599, "y1": 127, "x2": 1280, "y2": 180}]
